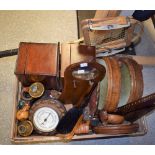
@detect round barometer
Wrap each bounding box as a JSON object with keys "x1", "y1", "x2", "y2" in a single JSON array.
[{"x1": 29, "y1": 99, "x2": 66, "y2": 135}]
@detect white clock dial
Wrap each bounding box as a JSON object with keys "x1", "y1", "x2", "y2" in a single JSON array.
[{"x1": 33, "y1": 107, "x2": 59, "y2": 132}]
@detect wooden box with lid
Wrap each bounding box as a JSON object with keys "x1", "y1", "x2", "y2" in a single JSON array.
[
  {"x1": 15, "y1": 42, "x2": 96, "y2": 90},
  {"x1": 11, "y1": 42, "x2": 148, "y2": 144},
  {"x1": 15, "y1": 42, "x2": 59, "y2": 90},
  {"x1": 10, "y1": 78, "x2": 147, "y2": 143}
]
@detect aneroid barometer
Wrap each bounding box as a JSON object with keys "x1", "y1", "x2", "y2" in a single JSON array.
[{"x1": 29, "y1": 99, "x2": 66, "y2": 135}]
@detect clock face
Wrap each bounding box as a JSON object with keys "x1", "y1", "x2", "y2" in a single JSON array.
[
  {"x1": 29, "y1": 99, "x2": 66, "y2": 134},
  {"x1": 33, "y1": 107, "x2": 59, "y2": 132}
]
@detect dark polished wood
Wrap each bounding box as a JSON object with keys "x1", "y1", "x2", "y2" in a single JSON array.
[
  {"x1": 59, "y1": 61, "x2": 106, "y2": 107},
  {"x1": 15, "y1": 42, "x2": 59, "y2": 89},
  {"x1": 93, "y1": 123, "x2": 139, "y2": 135},
  {"x1": 29, "y1": 98, "x2": 66, "y2": 135},
  {"x1": 114, "y1": 92, "x2": 155, "y2": 121}
]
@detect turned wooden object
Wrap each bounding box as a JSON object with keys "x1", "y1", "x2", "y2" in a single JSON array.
[
  {"x1": 93, "y1": 123, "x2": 139, "y2": 135},
  {"x1": 59, "y1": 61, "x2": 106, "y2": 107},
  {"x1": 99, "y1": 111, "x2": 124, "y2": 124},
  {"x1": 74, "y1": 121, "x2": 90, "y2": 135},
  {"x1": 16, "y1": 103, "x2": 30, "y2": 121}
]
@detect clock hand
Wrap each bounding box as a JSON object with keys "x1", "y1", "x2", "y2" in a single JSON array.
[
  {"x1": 45, "y1": 113, "x2": 51, "y2": 121},
  {"x1": 40, "y1": 113, "x2": 51, "y2": 125}
]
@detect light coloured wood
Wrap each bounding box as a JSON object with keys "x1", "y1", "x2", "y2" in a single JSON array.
[
  {"x1": 10, "y1": 79, "x2": 147, "y2": 144},
  {"x1": 96, "y1": 39, "x2": 126, "y2": 53},
  {"x1": 60, "y1": 43, "x2": 71, "y2": 77},
  {"x1": 94, "y1": 10, "x2": 121, "y2": 19},
  {"x1": 117, "y1": 57, "x2": 143, "y2": 104},
  {"x1": 10, "y1": 78, "x2": 19, "y2": 141},
  {"x1": 130, "y1": 56, "x2": 155, "y2": 66},
  {"x1": 97, "y1": 57, "x2": 121, "y2": 112}
]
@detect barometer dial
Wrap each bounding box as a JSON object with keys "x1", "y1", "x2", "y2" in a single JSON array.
[{"x1": 29, "y1": 99, "x2": 66, "y2": 135}]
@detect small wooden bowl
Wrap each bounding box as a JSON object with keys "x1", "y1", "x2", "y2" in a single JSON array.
[{"x1": 93, "y1": 123, "x2": 139, "y2": 135}]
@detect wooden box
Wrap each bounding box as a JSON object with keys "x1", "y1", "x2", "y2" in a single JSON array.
[
  {"x1": 11, "y1": 43, "x2": 147, "y2": 144},
  {"x1": 15, "y1": 42, "x2": 96, "y2": 90},
  {"x1": 10, "y1": 78, "x2": 147, "y2": 144},
  {"x1": 15, "y1": 42, "x2": 59, "y2": 90},
  {"x1": 60, "y1": 43, "x2": 96, "y2": 77}
]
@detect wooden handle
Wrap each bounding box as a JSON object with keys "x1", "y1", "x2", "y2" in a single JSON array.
[
  {"x1": 94, "y1": 10, "x2": 121, "y2": 19},
  {"x1": 99, "y1": 111, "x2": 124, "y2": 124}
]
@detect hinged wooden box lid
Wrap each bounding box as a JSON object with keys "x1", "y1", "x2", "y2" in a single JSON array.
[
  {"x1": 14, "y1": 42, "x2": 59, "y2": 88},
  {"x1": 15, "y1": 42, "x2": 58, "y2": 76},
  {"x1": 61, "y1": 43, "x2": 96, "y2": 77}
]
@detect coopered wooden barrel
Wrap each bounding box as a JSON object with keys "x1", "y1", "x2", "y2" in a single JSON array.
[
  {"x1": 97, "y1": 57, "x2": 121, "y2": 112},
  {"x1": 117, "y1": 57, "x2": 143, "y2": 107},
  {"x1": 97, "y1": 56, "x2": 143, "y2": 113}
]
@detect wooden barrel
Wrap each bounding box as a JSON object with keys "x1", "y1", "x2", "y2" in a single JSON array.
[
  {"x1": 97, "y1": 56, "x2": 143, "y2": 113},
  {"x1": 117, "y1": 57, "x2": 143, "y2": 107},
  {"x1": 97, "y1": 57, "x2": 121, "y2": 112},
  {"x1": 117, "y1": 59, "x2": 131, "y2": 107}
]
